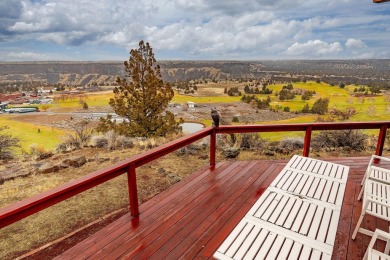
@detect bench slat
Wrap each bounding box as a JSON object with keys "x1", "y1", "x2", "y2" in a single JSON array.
[
  {"x1": 308, "y1": 206, "x2": 325, "y2": 240},
  {"x1": 276, "y1": 238, "x2": 294, "y2": 259},
  {"x1": 326, "y1": 210, "x2": 340, "y2": 245},
  {"x1": 266, "y1": 235, "x2": 286, "y2": 259},
  {"x1": 243, "y1": 228, "x2": 268, "y2": 259},
  {"x1": 268, "y1": 195, "x2": 289, "y2": 224},
  {"x1": 225, "y1": 222, "x2": 253, "y2": 258},
  {"x1": 234, "y1": 224, "x2": 261, "y2": 259}
]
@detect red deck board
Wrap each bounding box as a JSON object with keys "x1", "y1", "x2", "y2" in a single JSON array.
[
  {"x1": 78, "y1": 161, "x2": 245, "y2": 259},
  {"x1": 97, "y1": 161, "x2": 249, "y2": 259},
  {"x1": 105, "y1": 161, "x2": 256, "y2": 259},
  {"x1": 130, "y1": 161, "x2": 260, "y2": 259},
  {"x1": 348, "y1": 183, "x2": 365, "y2": 260},
  {"x1": 168, "y1": 163, "x2": 282, "y2": 260},
  {"x1": 55, "y1": 156, "x2": 390, "y2": 259},
  {"x1": 142, "y1": 161, "x2": 273, "y2": 259},
  {"x1": 59, "y1": 161, "x2": 232, "y2": 259},
  {"x1": 194, "y1": 164, "x2": 284, "y2": 259},
  {"x1": 332, "y1": 180, "x2": 356, "y2": 259},
  {"x1": 108, "y1": 161, "x2": 263, "y2": 259}
]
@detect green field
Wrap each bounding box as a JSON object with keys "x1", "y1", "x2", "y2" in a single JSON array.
[
  {"x1": 262, "y1": 82, "x2": 389, "y2": 120},
  {"x1": 176, "y1": 82, "x2": 389, "y2": 122},
  {"x1": 0, "y1": 116, "x2": 67, "y2": 151}
]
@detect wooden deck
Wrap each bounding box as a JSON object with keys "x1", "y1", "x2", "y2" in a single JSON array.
[{"x1": 56, "y1": 156, "x2": 390, "y2": 259}]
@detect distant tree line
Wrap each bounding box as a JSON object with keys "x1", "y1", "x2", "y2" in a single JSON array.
[
  {"x1": 172, "y1": 81, "x2": 198, "y2": 94},
  {"x1": 244, "y1": 85, "x2": 272, "y2": 95},
  {"x1": 241, "y1": 95, "x2": 271, "y2": 109},
  {"x1": 225, "y1": 87, "x2": 242, "y2": 96},
  {"x1": 352, "y1": 85, "x2": 381, "y2": 95}
]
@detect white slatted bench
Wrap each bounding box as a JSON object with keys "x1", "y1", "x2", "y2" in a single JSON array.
[{"x1": 214, "y1": 155, "x2": 349, "y2": 260}]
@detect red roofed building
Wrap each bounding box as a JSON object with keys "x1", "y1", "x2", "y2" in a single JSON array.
[{"x1": 0, "y1": 93, "x2": 23, "y2": 103}]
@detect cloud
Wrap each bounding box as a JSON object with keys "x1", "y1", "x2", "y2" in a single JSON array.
[
  {"x1": 6, "y1": 0, "x2": 157, "y2": 45},
  {"x1": 0, "y1": 0, "x2": 22, "y2": 19},
  {"x1": 0, "y1": 51, "x2": 49, "y2": 61},
  {"x1": 345, "y1": 38, "x2": 375, "y2": 58},
  {"x1": 0, "y1": 0, "x2": 23, "y2": 39},
  {"x1": 173, "y1": 0, "x2": 306, "y2": 15},
  {"x1": 286, "y1": 40, "x2": 343, "y2": 57},
  {"x1": 345, "y1": 39, "x2": 367, "y2": 50},
  {"x1": 0, "y1": 0, "x2": 389, "y2": 60}
]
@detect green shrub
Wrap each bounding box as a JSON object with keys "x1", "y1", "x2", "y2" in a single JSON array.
[{"x1": 312, "y1": 130, "x2": 367, "y2": 151}]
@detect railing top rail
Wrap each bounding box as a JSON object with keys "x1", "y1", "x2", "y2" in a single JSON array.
[
  {"x1": 216, "y1": 121, "x2": 390, "y2": 133},
  {"x1": 0, "y1": 121, "x2": 389, "y2": 229}
]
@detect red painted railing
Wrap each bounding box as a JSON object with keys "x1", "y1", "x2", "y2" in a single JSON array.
[{"x1": 0, "y1": 121, "x2": 389, "y2": 229}]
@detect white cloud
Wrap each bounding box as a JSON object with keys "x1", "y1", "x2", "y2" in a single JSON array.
[
  {"x1": 1, "y1": 51, "x2": 49, "y2": 61},
  {"x1": 286, "y1": 40, "x2": 343, "y2": 57},
  {"x1": 345, "y1": 39, "x2": 367, "y2": 50},
  {"x1": 344, "y1": 39, "x2": 375, "y2": 58},
  {"x1": 173, "y1": 0, "x2": 305, "y2": 14}
]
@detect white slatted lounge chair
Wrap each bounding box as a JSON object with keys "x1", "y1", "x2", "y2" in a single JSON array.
[
  {"x1": 215, "y1": 155, "x2": 349, "y2": 260},
  {"x1": 363, "y1": 229, "x2": 390, "y2": 260},
  {"x1": 358, "y1": 155, "x2": 390, "y2": 201},
  {"x1": 353, "y1": 179, "x2": 390, "y2": 240}
]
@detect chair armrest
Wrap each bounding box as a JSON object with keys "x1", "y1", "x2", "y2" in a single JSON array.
[
  {"x1": 371, "y1": 155, "x2": 390, "y2": 163},
  {"x1": 373, "y1": 229, "x2": 390, "y2": 241},
  {"x1": 365, "y1": 229, "x2": 390, "y2": 260}
]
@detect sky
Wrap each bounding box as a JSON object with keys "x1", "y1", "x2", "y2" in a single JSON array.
[{"x1": 0, "y1": 0, "x2": 389, "y2": 61}]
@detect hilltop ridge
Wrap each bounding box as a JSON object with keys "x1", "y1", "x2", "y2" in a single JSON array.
[{"x1": 0, "y1": 60, "x2": 389, "y2": 88}]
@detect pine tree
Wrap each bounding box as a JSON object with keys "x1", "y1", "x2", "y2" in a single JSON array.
[
  {"x1": 301, "y1": 103, "x2": 310, "y2": 113},
  {"x1": 311, "y1": 98, "x2": 329, "y2": 115},
  {"x1": 98, "y1": 41, "x2": 182, "y2": 137}
]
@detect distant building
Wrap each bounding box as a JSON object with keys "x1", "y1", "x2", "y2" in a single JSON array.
[
  {"x1": 0, "y1": 102, "x2": 9, "y2": 110},
  {"x1": 0, "y1": 93, "x2": 23, "y2": 102},
  {"x1": 188, "y1": 101, "x2": 196, "y2": 110},
  {"x1": 9, "y1": 98, "x2": 29, "y2": 104},
  {"x1": 38, "y1": 87, "x2": 53, "y2": 95}
]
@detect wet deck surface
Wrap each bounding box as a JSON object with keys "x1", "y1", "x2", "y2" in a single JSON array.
[{"x1": 57, "y1": 156, "x2": 390, "y2": 259}]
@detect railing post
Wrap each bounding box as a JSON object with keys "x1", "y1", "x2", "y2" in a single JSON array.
[
  {"x1": 376, "y1": 125, "x2": 388, "y2": 156},
  {"x1": 210, "y1": 129, "x2": 216, "y2": 168},
  {"x1": 127, "y1": 164, "x2": 139, "y2": 217},
  {"x1": 303, "y1": 126, "x2": 312, "y2": 157}
]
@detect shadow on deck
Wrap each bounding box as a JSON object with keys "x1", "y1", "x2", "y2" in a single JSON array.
[{"x1": 55, "y1": 156, "x2": 387, "y2": 259}]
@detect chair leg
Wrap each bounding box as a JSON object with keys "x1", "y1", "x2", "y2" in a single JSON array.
[
  {"x1": 386, "y1": 239, "x2": 390, "y2": 254},
  {"x1": 358, "y1": 185, "x2": 364, "y2": 201},
  {"x1": 352, "y1": 213, "x2": 365, "y2": 240},
  {"x1": 386, "y1": 226, "x2": 390, "y2": 255},
  {"x1": 362, "y1": 250, "x2": 368, "y2": 260}
]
